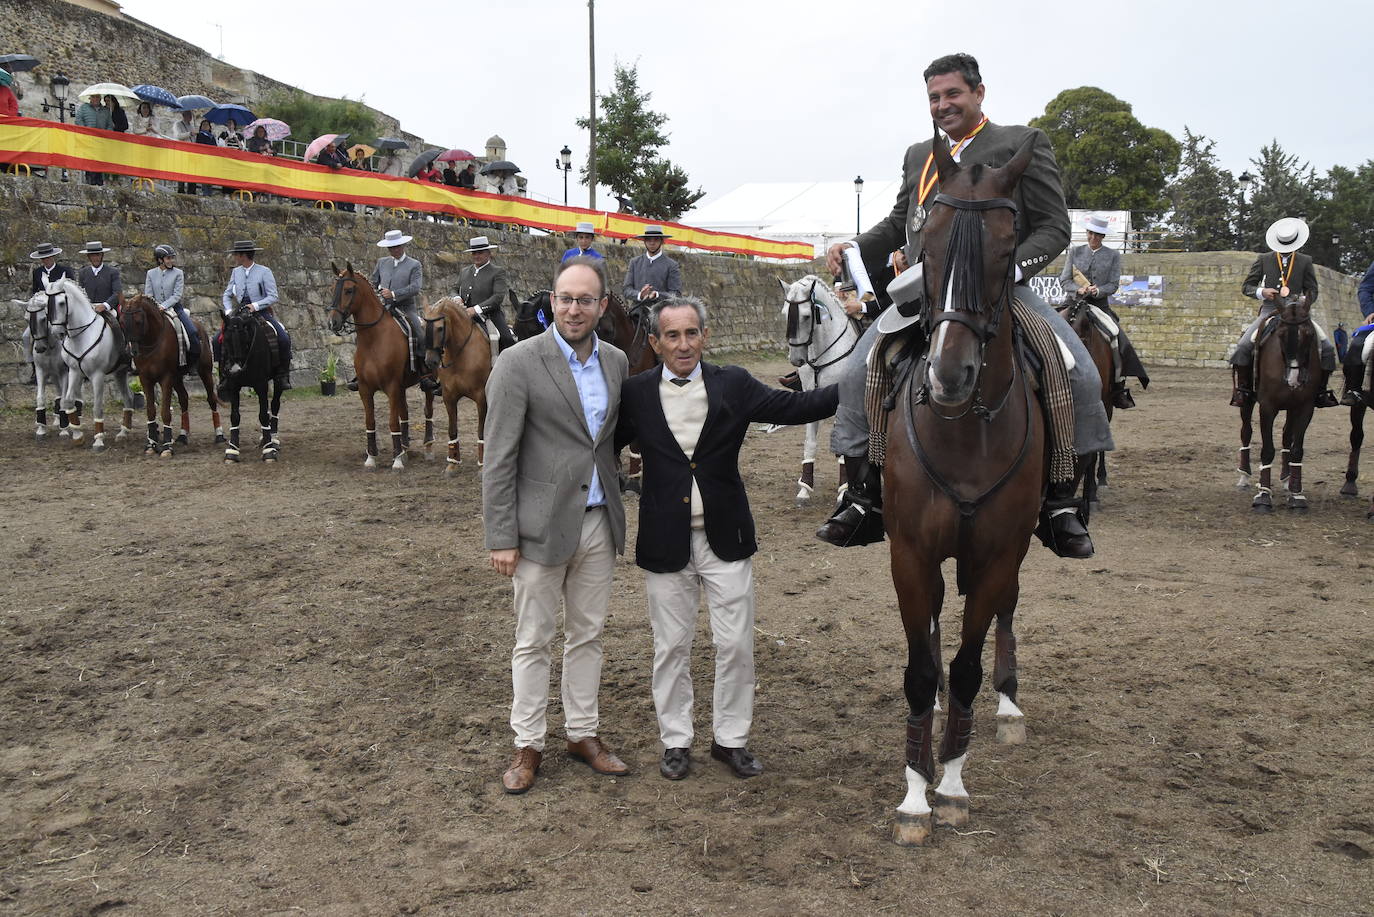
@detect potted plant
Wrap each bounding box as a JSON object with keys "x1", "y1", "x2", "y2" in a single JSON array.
[{"x1": 320, "y1": 353, "x2": 338, "y2": 396}]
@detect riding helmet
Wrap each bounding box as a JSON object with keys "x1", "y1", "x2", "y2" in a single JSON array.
[{"x1": 154, "y1": 244, "x2": 177, "y2": 261}]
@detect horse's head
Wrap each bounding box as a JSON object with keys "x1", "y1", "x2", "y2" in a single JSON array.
[
  {"x1": 46, "y1": 279, "x2": 81, "y2": 332},
  {"x1": 119, "y1": 293, "x2": 156, "y2": 344},
  {"x1": 780, "y1": 276, "x2": 822, "y2": 367},
  {"x1": 422, "y1": 298, "x2": 448, "y2": 371},
  {"x1": 327, "y1": 261, "x2": 375, "y2": 333},
  {"x1": 18, "y1": 291, "x2": 53, "y2": 352},
  {"x1": 920, "y1": 128, "x2": 1033, "y2": 406},
  {"x1": 1278, "y1": 292, "x2": 1311, "y2": 325}
]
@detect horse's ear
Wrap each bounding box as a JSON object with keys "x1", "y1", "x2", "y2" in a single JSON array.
[
  {"x1": 776, "y1": 276, "x2": 788, "y2": 293},
  {"x1": 997, "y1": 132, "x2": 1037, "y2": 189},
  {"x1": 931, "y1": 122, "x2": 959, "y2": 183},
  {"x1": 345, "y1": 260, "x2": 354, "y2": 276},
  {"x1": 330, "y1": 261, "x2": 340, "y2": 276}
]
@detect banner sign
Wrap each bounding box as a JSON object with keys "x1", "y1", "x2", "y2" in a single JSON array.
[{"x1": 0, "y1": 117, "x2": 814, "y2": 260}]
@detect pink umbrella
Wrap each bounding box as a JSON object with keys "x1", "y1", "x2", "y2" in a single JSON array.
[
  {"x1": 304, "y1": 133, "x2": 343, "y2": 163},
  {"x1": 435, "y1": 148, "x2": 476, "y2": 163},
  {"x1": 245, "y1": 117, "x2": 290, "y2": 141}
]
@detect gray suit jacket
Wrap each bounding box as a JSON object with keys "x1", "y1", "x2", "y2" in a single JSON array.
[
  {"x1": 623, "y1": 253, "x2": 682, "y2": 303},
  {"x1": 482, "y1": 327, "x2": 629, "y2": 566},
  {"x1": 372, "y1": 255, "x2": 423, "y2": 310},
  {"x1": 1060, "y1": 243, "x2": 1121, "y2": 302},
  {"x1": 78, "y1": 264, "x2": 122, "y2": 309},
  {"x1": 856, "y1": 121, "x2": 1070, "y2": 283},
  {"x1": 457, "y1": 262, "x2": 509, "y2": 315}
]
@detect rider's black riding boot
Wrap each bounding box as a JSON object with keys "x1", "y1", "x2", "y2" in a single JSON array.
[
  {"x1": 1229, "y1": 364, "x2": 1253, "y2": 408},
  {"x1": 276, "y1": 369, "x2": 292, "y2": 391},
  {"x1": 816, "y1": 456, "x2": 885, "y2": 547},
  {"x1": 778, "y1": 370, "x2": 802, "y2": 392},
  {"x1": 346, "y1": 376, "x2": 360, "y2": 392},
  {"x1": 26, "y1": 364, "x2": 36, "y2": 385},
  {"x1": 1034, "y1": 481, "x2": 1094, "y2": 559},
  {"x1": 1314, "y1": 369, "x2": 1339, "y2": 408},
  {"x1": 1110, "y1": 380, "x2": 1136, "y2": 409},
  {"x1": 1341, "y1": 362, "x2": 1366, "y2": 406},
  {"x1": 419, "y1": 374, "x2": 441, "y2": 394}
]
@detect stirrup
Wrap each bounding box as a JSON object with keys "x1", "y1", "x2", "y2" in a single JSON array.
[
  {"x1": 1111, "y1": 385, "x2": 1136, "y2": 410},
  {"x1": 1034, "y1": 507, "x2": 1094, "y2": 559},
  {"x1": 1315, "y1": 389, "x2": 1339, "y2": 408}
]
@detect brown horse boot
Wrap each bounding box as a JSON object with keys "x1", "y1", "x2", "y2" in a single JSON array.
[
  {"x1": 1110, "y1": 381, "x2": 1136, "y2": 409},
  {"x1": 816, "y1": 456, "x2": 885, "y2": 547},
  {"x1": 1314, "y1": 369, "x2": 1339, "y2": 408},
  {"x1": 1228, "y1": 364, "x2": 1253, "y2": 408},
  {"x1": 1034, "y1": 481, "x2": 1094, "y2": 558}
]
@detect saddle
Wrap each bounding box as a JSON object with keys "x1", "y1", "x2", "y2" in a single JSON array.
[{"x1": 386, "y1": 306, "x2": 426, "y2": 373}]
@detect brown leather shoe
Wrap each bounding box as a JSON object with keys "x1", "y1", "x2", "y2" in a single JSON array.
[
  {"x1": 502, "y1": 747, "x2": 542, "y2": 794},
  {"x1": 566, "y1": 736, "x2": 630, "y2": 776}
]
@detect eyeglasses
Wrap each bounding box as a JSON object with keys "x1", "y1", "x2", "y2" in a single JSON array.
[{"x1": 553, "y1": 294, "x2": 602, "y2": 308}]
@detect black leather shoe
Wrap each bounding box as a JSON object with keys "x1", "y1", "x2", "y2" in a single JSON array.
[
  {"x1": 710, "y1": 742, "x2": 762, "y2": 779},
  {"x1": 660, "y1": 747, "x2": 691, "y2": 780},
  {"x1": 1035, "y1": 482, "x2": 1094, "y2": 559},
  {"x1": 816, "y1": 457, "x2": 885, "y2": 547},
  {"x1": 1315, "y1": 389, "x2": 1339, "y2": 408},
  {"x1": 419, "y1": 375, "x2": 442, "y2": 395},
  {"x1": 345, "y1": 377, "x2": 360, "y2": 392},
  {"x1": 1342, "y1": 389, "x2": 1366, "y2": 407},
  {"x1": 1229, "y1": 388, "x2": 1253, "y2": 408},
  {"x1": 1111, "y1": 385, "x2": 1136, "y2": 409},
  {"x1": 778, "y1": 370, "x2": 802, "y2": 392}
]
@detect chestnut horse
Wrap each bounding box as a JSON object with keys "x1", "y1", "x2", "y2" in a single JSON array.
[
  {"x1": 328, "y1": 263, "x2": 435, "y2": 471},
  {"x1": 1057, "y1": 293, "x2": 1114, "y2": 511},
  {"x1": 1236, "y1": 293, "x2": 1320, "y2": 512},
  {"x1": 883, "y1": 135, "x2": 1046, "y2": 846},
  {"x1": 422, "y1": 296, "x2": 490, "y2": 473},
  {"x1": 120, "y1": 293, "x2": 224, "y2": 456}
]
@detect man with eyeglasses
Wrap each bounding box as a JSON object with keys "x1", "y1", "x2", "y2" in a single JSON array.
[
  {"x1": 483, "y1": 256, "x2": 632, "y2": 796},
  {"x1": 457, "y1": 236, "x2": 516, "y2": 352}
]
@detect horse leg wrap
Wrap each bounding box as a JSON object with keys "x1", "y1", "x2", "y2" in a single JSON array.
[
  {"x1": 58, "y1": 410, "x2": 69, "y2": 429},
  {"x1": 1012, "y1": 300, "x2": 1077, "y2": 483},
  {"x1": 122, "y1": 409, "x2": 133, "y2": 430},
  {"x1": 1288, "y1": 462, "x2": 1303, "y2": 493},
  {"x1": 366, "y1": 430, "x2": 378, "y2": 456},
  {"x1": 146, "y1": 421, "x2": 159, "y2": 451},
  {"x1": 94, "y1": 420, "x2": 105, "y2": 436},
  {"x1": 1237, "y1": 445, "x2": 1252, "y2": 475},
  {"x1": 400, "y1": 419, "x2": 411, "y2": 448},
  {"x1": 939, "y1": 696, "x2": 975, "y2": 764},
  {"x1": 424, "y1": 418, "x2": 435, "y2": 446},
  {"x1": 391, "y1": 432, "x2": 404, "y2": 458},
  {"x1": 905, "y1": 707, "x2": 936, "y2": 784},
  {"x1": 37, "y1": 408, "x2": 47, "y2": 427},
  {"x1": 476, "y1": 439, "x2": 485, "y2": 466},
  {"x1": 993, "y1": 624, "x2": 1018, "y2": 701}
]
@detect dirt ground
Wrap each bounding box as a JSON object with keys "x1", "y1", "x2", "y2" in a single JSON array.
[{"x1": 1, "y1": 357, "x2": 1371, "y2": 917}]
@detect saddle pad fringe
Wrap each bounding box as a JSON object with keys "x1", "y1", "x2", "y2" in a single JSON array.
[{"x1": 1011, "y1": 299, "x2": 1076, "y2": 483}]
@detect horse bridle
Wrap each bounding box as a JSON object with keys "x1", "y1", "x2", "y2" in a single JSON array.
[
  {"x1": 329, "y1": 274, "x2": 385, "y2": 330},
  {"x1": 785, "y1": 280, "x2": 862, "y2": 373},
  {"x1": 423, "y1": 309, "x2": 477, "y2": 369}
]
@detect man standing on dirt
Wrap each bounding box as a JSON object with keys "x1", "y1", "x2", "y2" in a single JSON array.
[
  {"x1": 483, "y1": 256, "x2": 631, "y2": 795},
  {"x1": 615, "y1": 295, "x2": 838, "y2": 781}
]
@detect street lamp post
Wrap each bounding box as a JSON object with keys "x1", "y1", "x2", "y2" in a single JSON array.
[
  {"x1": 41, "y1": 72, "x2": 73, "y2": 123},
  {"x1": 1236, "y1": 170, "x2": 1254, "y2": 249},
  {"x1": 556, "y1": 145, "x2": 572, "y2": 206},
  {"x1": 854, "y1": 175, "x2": 864, "y2": 236}
]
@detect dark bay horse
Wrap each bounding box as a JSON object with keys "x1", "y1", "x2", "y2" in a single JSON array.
[
  {"x1": 120, "y1": 293, "x2": 223, "y2": 456},
  {"x1": 328, "y1": 264, "x2": 435, "y2": 471},
  {"x1": 422, "y1": 295, "x2": 490, "y2": 473},
  {"x1": 882, "y1": 135, "x2": 1045, "y2": 846},
  {"x1": 218, "y1": 306, "x2": 284, "y2": 462},
  {"x1": 1339, "y1": 342, "x2": 1374, "y2": 518},
  {"x1": 1237, "y1": 293, "x2": 1319, "y2": 512},
  {"x1": 1057, "y1": 293, "x2": 1114, "y2": 510},
  {"x1": 516, "y1": 287, "x2": 658, "y2": 377}
]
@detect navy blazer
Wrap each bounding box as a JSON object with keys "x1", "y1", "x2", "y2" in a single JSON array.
[
  {"x1": 32, "y1": 263, "x2": 76, "y2": 294},
  {"x1": 615, "y1": 362, "x2": 838, "y2": 573}
]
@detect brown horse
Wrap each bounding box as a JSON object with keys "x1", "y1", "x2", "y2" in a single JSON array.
[
  {"x1": 1339, "y1": 346, "x2": 1374, "y2": 518},
  {"x1": 422, "y1": 296, "x2": 490, "y2": 474},
  {"x1": 882, "y1": 135, "x2": 1046, "y2": 846},
  {"x1": 327, "y1": 264, "x2": 435, "y2": 471},
  {"x1": 1057, "y1": 294, "x2": 1114, "y2": 511},
  {"x1": 1237, "y1": 293, "x2": 1320, "y2": 512},
  {"x1": 598, "y1": 292, "x2": 659, "y2": 375},
  {"x1": 119, "y1": 293, "x2": 223, "y2": 456}
]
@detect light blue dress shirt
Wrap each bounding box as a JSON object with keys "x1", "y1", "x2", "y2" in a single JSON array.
[{"x1": 552, "y1": 327, "x2": 608, "y2": 507}]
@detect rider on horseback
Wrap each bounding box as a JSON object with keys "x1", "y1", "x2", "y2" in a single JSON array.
[
  {"x1": 1228, "y1": 218, "x2": 1338, "y2": 409},
  {"x1": 816, "y1": 52, "x2": 1112, "y2": 559},
  {"x1": 220, "y1": 240, "x2": 291, "y2": 389},
  {"x1": 77, "y1": 241, "x2": 131, "y2": 368},
  {"x1": 1340, "y1": 257, "x2": 1374, "y2": 406},
  {"x1": 144, "y1": 244, "x2": 200, "y2": 368},
  {"x1": 22, "y1": 242, "x2": 76, "y2": 384},
  {"x1": 347, "y1": 229, "x2": 439, "y2": 393},
  {"x1": 1058, "y1": 213, "x2": 1149, "y2": 408}
]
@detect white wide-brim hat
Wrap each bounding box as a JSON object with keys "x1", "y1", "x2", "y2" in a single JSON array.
[
  {"x1": 376, "y1": 229, "x2": 413, "y2": 248},
  {"x1": 1084, "y1": 214, "x2": 1110, "y2": 235},
  {"x1": 465, "y1": 236, "x2": 499, "y2": 252},
  {"x1": 571, "y1": 221, "x2": 597, "y2": 235},
  {"x1": 1265, "y1": 217, "x2": 1309, "y2": 254}
]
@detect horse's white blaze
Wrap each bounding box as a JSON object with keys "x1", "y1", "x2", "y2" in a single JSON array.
[
  {"x1": 897, "y1": 765, "x2": 931, "y2": 816},
  {"x1": 996, "y1": 692, "x2": 1023, "y2": 718},
  {"x1": 934, "y1": 753, "x2": 969, "y2": 799}
]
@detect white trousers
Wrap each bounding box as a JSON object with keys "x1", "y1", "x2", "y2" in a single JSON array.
[
  {"x1": 509, "y1": 507, "x2": 615, "y2": 751},
  {"x1": 644, "y1": 529, "x2": 755, "y2": 749}
]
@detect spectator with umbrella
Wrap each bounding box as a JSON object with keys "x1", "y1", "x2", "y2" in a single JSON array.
[
  {"x1": 218, "y1": 118, "x2": 246, "y2": 150},
  {"x1": 129, "y1": 101, "x2": 163, "y2": 137},
  {"x1": 75, "y1": 92, "x2": 112, "y2": 185},
  {"x1": 245, "y1": 124, "x2": 275, "y2": 156},
  {"x1": 480, "y1": 160, "x2": 521, "y2": 196},
  {"x1": 105, "y1": 95, "x2": 128, "y2": 133},
  {"x1": 314, "y1": 138, "x2": 355, "y2": 212},
  {"x1": 191, "y1": 118, "x2": 217, "y2": 195},
  {"x1": 458, "y1": 162, "x2": 478, "y2": 189},
  {"x1": 206, "y1": 103, "x2": 255, "y2": 127},
  {"x1": 0, "y1": 70, "x2": 18, "y2": 118}
]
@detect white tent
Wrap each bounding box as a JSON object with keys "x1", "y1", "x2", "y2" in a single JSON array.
[{"x1": 686, "y1": 180, "x2": 902, "y2": 258}]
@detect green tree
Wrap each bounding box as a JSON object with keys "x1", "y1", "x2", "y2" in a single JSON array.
[
  {"x1": 257, "y1": 91, "x2": 379, "y2": 153},
  {"x1": 1307, "y1": 161, "x2": 1374, "y2": 273},
  {"x1": 577, "y1": 63, "x2": 704, "y2": 220},
  {"x1": 1030, "y1": 87, "x2": 1180, "y2": 221},
  {"x1": 1163, "y1": 128, "x2": 1237, "y2": 251},
  {"x1": 1237, "y1": 141, "x2": 1318, "y2": 253}
]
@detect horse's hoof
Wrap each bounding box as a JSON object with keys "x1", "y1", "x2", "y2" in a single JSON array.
[
  {"x1": 70, "y1": 432, "x2": 84, "y2": 444},
  {"x1": 391, "y1": 458, "x2": 405, "y2": 471},
  {"x1": 1287, "y1": 497, "x2": 1308, "y2": 513},
  {"x1": 1234, "y1": 474, "x2": 1252, "y2": 490},
  {"x1": 1251, "y1": 500, "x2": 1272, "y2": 514},
  {"x1": 176, "y1": 433, "x2": 188, "y2": 445},
  {"x1": 996, "y1": 715, "x2": 1026, "y2": 745},
  {"x1": 159, "y1": 449, "x2": 174, "y2": 459},
  {"x1": 224, "y1": 453, "x2": 240, "y2": 464},
  {"x1": 115, "y1": 428, "x2": 128, "y2": 441},
  {"x1": 214, "y1": 433, "x2": 227, "y2": 445},
  {"x1": 363, "y1": 455, "x2": 378, "y2": 471},
  {"x1": 444, "y1": 463, "x2": 458, "y2": 477},
  {"x1": 91, "y1": 441, "x2": 106, "y2": 453},
  {"x1": 892, "y1": 812, "x2": 933, "y2": 847},
  {"x1": 58, "y1": 430, "x2": 71, "y2": 439},
  {"x1": 35, "y1": 429, "x2": 47, "y2": 440},
  {"x1": 932, "y1": 793, "x2": 970, "y2": 828},
  {"x1": 144, "y1": 446, "x2": 158, "y2": 456},
  {"x1": 1341, "y1": 481, "x2": 1359, "y2": 498}
]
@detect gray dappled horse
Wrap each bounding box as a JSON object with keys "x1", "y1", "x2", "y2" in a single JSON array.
[
  {"x1": 16, "y1": 289, "x2": 72, "y2": 439},
  {"x1": 48, "y1": 279, "x2": 138, "y2": 452}
]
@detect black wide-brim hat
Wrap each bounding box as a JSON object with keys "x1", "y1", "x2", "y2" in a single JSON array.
[
  {"x1": 29, "y1": 242, "x2": 62, "y2": 259},
  {"x1": 224, "y1": 240, "x2": 264, "y2": 254}
]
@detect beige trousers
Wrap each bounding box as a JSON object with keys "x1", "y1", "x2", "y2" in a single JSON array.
[
  {"x1": 644, "y1": 529, "x2": 755, "y2": 749},
  {"x1": 509, "y1": 507, "x2": 615, "y2": 751}
]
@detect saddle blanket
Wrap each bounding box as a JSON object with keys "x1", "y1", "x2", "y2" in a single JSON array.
[{"x1": 867, "y1": 304, "x2": 1075, "y2": 371}]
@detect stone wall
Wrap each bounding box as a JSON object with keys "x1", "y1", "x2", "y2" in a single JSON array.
[
  {"x1": 0, "y1": 176, "x2": 797, "y2": 408},
  {"x1": 5, "y1": 0, "x2": 421, "y2": 149}
]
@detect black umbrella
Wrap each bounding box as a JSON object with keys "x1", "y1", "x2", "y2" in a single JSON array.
[
  {"x1": 376, "y1": 137, "x2": 409, "y2": 152},
  {"x1": 407, "y1": 149, "x2": 442, "y2": 177},
  {"x1": 0, "y1": 54, "x2": 40, "y2": 73},
  {"x1": 480, "y1": 159, "x2": 520, "y2": 175}
]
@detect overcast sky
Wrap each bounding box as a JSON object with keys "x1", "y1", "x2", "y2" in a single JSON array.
[{"x1": 118, "y1": 0, "x2": 1372, "y2": 218}]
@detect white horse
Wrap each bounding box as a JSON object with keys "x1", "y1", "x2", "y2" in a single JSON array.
[
  {"x1": 778, "y1": 274, "x2": 864, "y2": 504},
  {"x1": 49, "y1": 278, "x2": 138, "y2": 451},
  {"x1": 15, "y1": 289, "x2": 73, "y2": 439}
]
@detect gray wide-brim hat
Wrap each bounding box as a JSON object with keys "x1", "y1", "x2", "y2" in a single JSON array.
[
  {"x1": 1084, "y1": 214, "x2": 1110, "y2": 235},
  {"x1": 30, "y1": 243, "x2": 62, "y2": 259},
  {"x1": 465, "y1": 236, "x2": 499, "y2": 252},
  {"x1": 570, "y1": 221, "x2": 597, "y2": 236},
  {"x1": 377, "y1": 229, "x2": 413, "y2": 248},
  {"x1": 80, "y1": 241, "x2": 112, "y2": 254},
  {"x1": 224, "y1": 240, "x2": 263, "y2": 254},
  {"x1": 1265, "y1": 217, "x2": 1309, "y2": 254}
]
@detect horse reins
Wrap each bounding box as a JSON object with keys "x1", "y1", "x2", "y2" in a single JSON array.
[
  {"x1": 784, "y1": 280, "x2": 863, "y2": 377},
  {"x1": 423, "y1": 308, "x2": 477, "y2": 370}
]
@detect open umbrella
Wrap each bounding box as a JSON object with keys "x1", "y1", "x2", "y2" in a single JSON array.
[
  {"x1": 304, "y1": 133, "x2": 344, "y2": 163},
  {"x1": 78, "y1": 82, "x2": 139, "y2": 102},
  {"x1": 0, "y1": 54, "x2": 40, "y2": 73},
  {"x1": 348, "y1": 143, "x2": 377, "y2": 160},
  {"x1": 245, "y1": 117, "x2": 290, "y2": 141},
  {"x1": 407, "y1": 149, "x2": 442, "y2": 177},
  {"x1": 436, "y1": 148, "x2": 476, "y2": 163},
  {"x1": 375, "y1": 137, "x2": 409, "y2": 152},
  {"x1": 206, "y1": 103, "x2": 255, "y2": 126},
  {"x1": 175, "y1": 94, "x2": 215, "y2": 111},
  {"x1": 480, "y1": 159, "x2": 520, "y2": 174},
  {"x1": 131, "y1": 84, "x2": 179, "y2": 107}
]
